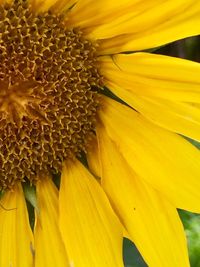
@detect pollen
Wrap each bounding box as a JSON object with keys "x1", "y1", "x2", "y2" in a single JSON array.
[{"x1": 0, "y1": 0, "x2": 102, "y2": 189}]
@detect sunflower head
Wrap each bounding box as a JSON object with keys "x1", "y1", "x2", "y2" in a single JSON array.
[
  {"x1": 0, "y1": 0, "x2": 103, "y2": 189},
  {"x1": 0, "y1": 1, "x2": 200, "y2": 267}
]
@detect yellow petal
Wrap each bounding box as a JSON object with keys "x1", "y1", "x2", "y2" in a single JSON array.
[
  {"x1": 99, "y1": 96, "x2": 200, "y2": 213},
  {"x1": 113, "y1": 92, "x2": 200, "y2": 142},
  {"x1": 59, "y1": 159, "x2": 124, "y2": 267},
  {"x1": 34, "y1": 178, "x2": 69, "y2": 267},
  {"x1": 0, "y1": 184, "x2": 34, "y2": 267},
  {"x1": 86, "y1": 139, "x2": 131, "y2": 239},
  {"x1": 66, "y1": 0, "x2": 141, "y2": 28},
  {"x1": 97, "y1": 124, "x2": 190, "y2": 267},
  {"x1": 96, "y1": 0, "x2": 200, "y2": 54},
  {"x1": 100, "y1": 53, "x2": 200, "y2": 102}
]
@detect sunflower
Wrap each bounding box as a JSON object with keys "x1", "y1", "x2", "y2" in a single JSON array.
[{"x1": 1, "y1": 0, "x2": 200, "y2": 266}]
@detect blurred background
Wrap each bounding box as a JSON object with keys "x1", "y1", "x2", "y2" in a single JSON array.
[{"x1": 123, "y1": 36, "x2": 200, "y2": 267}]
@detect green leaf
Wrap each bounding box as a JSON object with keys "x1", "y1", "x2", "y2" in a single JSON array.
[
  {"x1": 179, "y1": 210, "x2": 200, "y2": 267},
  {"x1": 23, "y1": 183, "x2": 38, "y2": 212}
]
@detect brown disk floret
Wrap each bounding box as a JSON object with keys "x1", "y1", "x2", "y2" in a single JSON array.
[{"x1": 0, "y1": 0, "x2": 102, "y2": 189}]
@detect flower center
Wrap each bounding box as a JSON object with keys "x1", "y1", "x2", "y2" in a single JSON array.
[{"x1": 0, "y1": 0, "x2": 102, "y2": 190}]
